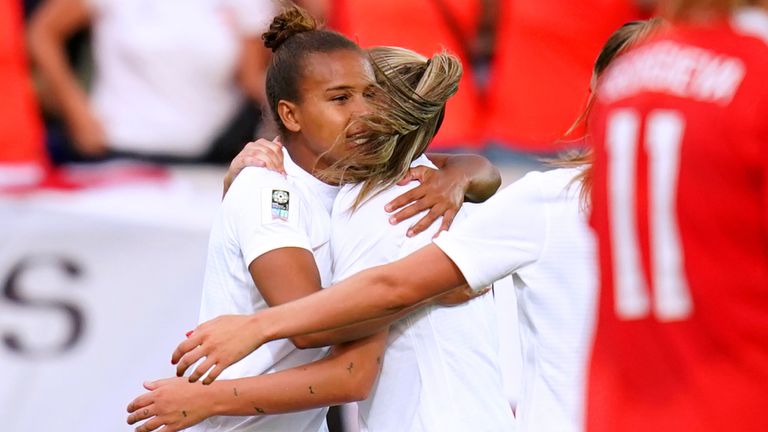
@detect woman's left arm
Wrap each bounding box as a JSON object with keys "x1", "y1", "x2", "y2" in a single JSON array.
[{"x1": 128, "y1": 331, "x2": 388, "y2": 431}]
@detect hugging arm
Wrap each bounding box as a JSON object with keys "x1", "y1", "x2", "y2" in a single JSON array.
[
  {"x1": 258, "y1": 170, "x2": 552, "y2": 341},
  {"x1": 128, "y1": 330, "x2": 388, "y2": 431},
  {"x1": 251, "y1": 244, "x2": 467, "y2": 350},
  {"x1": 175, "y1": 247, "x2": 404, "y2": 384}
]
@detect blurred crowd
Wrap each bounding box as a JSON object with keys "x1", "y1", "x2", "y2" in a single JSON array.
[{"x1": 1, "y1": 0, "x2": 653, "y2": 186}]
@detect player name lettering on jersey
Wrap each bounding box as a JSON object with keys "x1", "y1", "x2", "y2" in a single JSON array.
[{"x1": 600, "y1": 41, "x2": 745, "y2": 105}]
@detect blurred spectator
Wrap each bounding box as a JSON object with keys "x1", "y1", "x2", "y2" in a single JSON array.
[
  {"x1": 483, "y1": 0, "x2": 647, "y2": 153},
  {"x1": 323, "y1": 0, "x2": 494, "y2": 151},
  {"x1": 27, "y1": 0, "x2": 276, "y2": 164},
  {"x1": 0, "y1": 0, "x2": 47, "y2": 186}
]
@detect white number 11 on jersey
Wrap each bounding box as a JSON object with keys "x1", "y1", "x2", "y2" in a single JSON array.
[{"x1": 606, "y1": 109, "x2": 693, "y2": 322}]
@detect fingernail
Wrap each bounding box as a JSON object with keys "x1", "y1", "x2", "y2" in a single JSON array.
[
  {"x1": 384, "y1": 205, "x2": 392, "y2": 212},
  {"x1": 407, "y1": 230, "x2": 414, "y2": 237},
  {"x1": 185, "y1": 330, "x2": 194, "y2": 338},
  {"x1": 389, "y1": 217, "x2": 396, "y2": 224}
]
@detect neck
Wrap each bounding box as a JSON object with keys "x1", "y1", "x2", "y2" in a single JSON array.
[{"x1": 283, "y1": 137, "x2": 336, "y2": 185}]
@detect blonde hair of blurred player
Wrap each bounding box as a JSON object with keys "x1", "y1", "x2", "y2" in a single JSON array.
[{"x1": 558, "y1": 17, "x2": 664, "y2": 208}]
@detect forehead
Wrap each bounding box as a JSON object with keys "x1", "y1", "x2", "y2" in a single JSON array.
[{"x1": 301, "y1": 50, "x2": 375, "y2": 90}]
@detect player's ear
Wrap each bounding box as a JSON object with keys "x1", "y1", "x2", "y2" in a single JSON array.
[{"x1": 278, "y1": 101, "x2": 301, "y2": 133}]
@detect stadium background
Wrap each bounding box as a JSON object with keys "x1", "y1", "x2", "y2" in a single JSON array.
[{"x1": 0, "y1": 0, "x2": 652, "y2": 430}]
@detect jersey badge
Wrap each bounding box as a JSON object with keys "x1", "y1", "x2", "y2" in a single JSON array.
[{"x1": 271, "y1": 190, "x2": 290, "y2": 221}]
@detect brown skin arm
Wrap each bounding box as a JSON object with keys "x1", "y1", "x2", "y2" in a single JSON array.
[
  {"x1": 133, "y1": 248, "x2": 470, "y2": 429},
  {"x1": 128, "y1": 331, "x2": 387, "y2": 432},
  {"x1": 28, "y1": 0, "x2": 107, "y2": 156},
  {"x1": 174, "y1": 247, "x2": 411, "y2": 384},
  {"x1": 250, "y1": 244, "x2": 467, "y2": 348}
]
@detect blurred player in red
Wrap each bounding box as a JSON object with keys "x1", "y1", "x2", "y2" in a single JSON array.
[{"x1": 586, "y1": 0, "x2": 768, "y2": 431}]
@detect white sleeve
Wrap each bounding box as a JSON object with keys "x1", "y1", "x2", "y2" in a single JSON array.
[
  {"x1": 433, "y1": 172, "x2": 548, "y2": 291},
  {"x1": 222, "y1": 167, "x2": 312, "y2": 268}
]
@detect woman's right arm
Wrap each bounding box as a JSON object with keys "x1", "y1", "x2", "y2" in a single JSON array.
[
  {"x1": 28, "y1": 0, "x2": 107, "y2": 156},
  {"x1": 128, "y1": 331, "x2": 388, "y2": 431},
  {"x1": 171, "y1": 243, "x2": 468, "y2": 385}
]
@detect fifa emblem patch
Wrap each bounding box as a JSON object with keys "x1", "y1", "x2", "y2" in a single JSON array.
[{"x1": 271, "y1": 190, "x2": 290, "y2": 221}]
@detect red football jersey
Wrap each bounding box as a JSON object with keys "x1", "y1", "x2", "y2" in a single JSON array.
[{"x1": 587, "y1": 11, "x2": 768, "y2": 432}]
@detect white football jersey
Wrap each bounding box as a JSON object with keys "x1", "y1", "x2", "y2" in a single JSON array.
[
  {"x1": 331, "y1": 155, "x2": 517, "y2": 432},
  {"x1": 434, "y1": 168, "x2": 597, "y2": 432},
  {"x1": 192, "y1": 150, "x2": 338, "y2": 432}
]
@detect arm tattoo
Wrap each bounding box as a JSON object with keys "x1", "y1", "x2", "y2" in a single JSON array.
[
  {"x1": 309, "y1": 385, "x2": 315, "y2": 395},
  {"x1": 346, "y1": 362, "x2": 354, "y2": 374},
  {"x1": 254, "y1": 407, "x2": 266, "y2": 414},
  {"x1": 182, "y1": 410, "x2": 188, "y2": 418},
  {"x1": 233, "y1": 387, "x2": 239, "y2": 397}
]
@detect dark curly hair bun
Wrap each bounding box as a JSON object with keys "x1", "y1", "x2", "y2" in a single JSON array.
[{"x1": 262, "y1": 6, "x2": 319, "y2": 52}]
